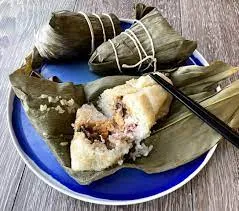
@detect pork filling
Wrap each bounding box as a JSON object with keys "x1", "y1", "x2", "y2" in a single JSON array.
[
  {"x1": 75, "y1": 99, "x2": 139, "y2": 152},
  {"x1": 114, "y1": 97, "x2": 139, "y2": 136}
]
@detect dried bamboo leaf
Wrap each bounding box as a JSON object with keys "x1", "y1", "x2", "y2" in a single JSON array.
[
  {"x1": 89, "y1": 4, "x2": 197, "y2": 75},
  {"x1": 9, "y1": 59, "x2": 239, "y2": 184},
  {"x1": 133, "y1": 3, "x2": 155, "y2": 20},
  {"x1": 35, "y1": 11, "x2": 122, "y2": 60}
]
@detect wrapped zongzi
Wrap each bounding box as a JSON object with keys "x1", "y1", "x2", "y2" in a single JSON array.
[
  {"x1": 35, "y1": 11, "x2": 122, "y2": 60},
  {"x1": 89, "y1": 3, "x2": 197, "y2": 75}
]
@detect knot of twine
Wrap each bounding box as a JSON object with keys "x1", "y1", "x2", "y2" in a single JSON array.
[{"x1": 109, "y1": 19, "x2": 157, "y2": 73}]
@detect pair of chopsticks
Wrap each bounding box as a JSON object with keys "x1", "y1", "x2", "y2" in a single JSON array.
[{"x1": 149, "y1": 73, "x2": 239, "y2": 149}]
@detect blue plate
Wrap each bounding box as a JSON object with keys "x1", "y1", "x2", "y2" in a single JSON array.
[{"x1": 8, "y1": 20, "x2": 216, "y2": 205}]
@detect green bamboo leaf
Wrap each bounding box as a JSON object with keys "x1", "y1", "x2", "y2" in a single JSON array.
[{"x1": 89, "y1": 4, "x2": 197, "y2": 75}]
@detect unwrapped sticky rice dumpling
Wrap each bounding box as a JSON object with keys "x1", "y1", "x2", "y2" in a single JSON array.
[{"x1": 70, "y1": 73, "x2": 173, "y2": 171}]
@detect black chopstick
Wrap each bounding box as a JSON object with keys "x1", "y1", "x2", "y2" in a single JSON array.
[{"x1": 149, "y1": 73, "x2": 239, "y2": 149}]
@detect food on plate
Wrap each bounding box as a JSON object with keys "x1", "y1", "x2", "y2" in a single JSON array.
[
  {"x1": 89, "y1": 3, "x2": 197, "y2": 75},
  {"x1": 9, "y1": 58, "x2": 239, "y2": 184},
  {"x1": 8, "y1": 0, "x2": 239, "y2": 184},
  {"x1": 70, "y1": 73, "x2": 173, "y2": 171}
]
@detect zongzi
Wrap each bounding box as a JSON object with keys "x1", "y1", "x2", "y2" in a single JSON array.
[
  {"x1": 89, "y1": 3, "x2": 197, "y2": 75},
  {"x1": 70, "y1": 73, "x2": 173, "y2": 171},
  {"x1": 35, "y1": 11, "x2": 122, "y2": 60}
]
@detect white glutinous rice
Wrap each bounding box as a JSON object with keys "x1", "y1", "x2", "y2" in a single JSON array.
[
  {"x1": 55, "y1": 105, "x2": 65, "y2": 114},
  {"x1": 40, "y1": 104, "x2": 47, "y2": 112}
]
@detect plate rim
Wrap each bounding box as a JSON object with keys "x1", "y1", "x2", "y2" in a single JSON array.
[{"x1": 7, "y1": 18, "x2": 217, "y2": 206}]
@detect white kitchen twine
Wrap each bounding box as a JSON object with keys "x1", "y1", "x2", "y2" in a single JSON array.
[
  {"x1": 78, "y1": 12, "x2": 95, "y2": 54},
  {"x1": 126, "y1": 29, "x2": 148, "y2": 58},
  {"x1": 92, "y1": 13, "x2": 106, "y2": 42},
  {"x1": 109, "y1": 20, "x2": 157, "y2": 73},
  {"x1": 123, "y1": 29, "x2": 154, "y2": 72},
  {"x1": 122, "y1": 30, "x2": 143, "y2": 70},
  {"x1": 79, "y1": 12, "x2": 116, "y2": 54},
  {"x1": 102, "y1": 13, "x2": 116, "y2": 37},
  {"x1": 109, "y1": 40, "x2": 122, "y2": 73}
]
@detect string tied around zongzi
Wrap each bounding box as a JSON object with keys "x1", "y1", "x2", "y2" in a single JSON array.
[
  {"x1": 122, "y1": 27, "x2": 157, "y2": 72},
  {"x1": 123, "y1": 55, "x2": 157, "y2": 72},
  {"x1": 102, "y1": 13, "x2": 116, "y2": 38},
  {"x1": 78, "y1": 12, "x2": 116, "y2": 55},
  {"x1": 109, "y1": 19, "x2": 157, "y2": 73},
  {"x1": 92, "y1": 13, "x2": 107, "y2": 42}
]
